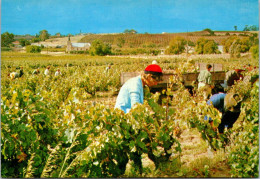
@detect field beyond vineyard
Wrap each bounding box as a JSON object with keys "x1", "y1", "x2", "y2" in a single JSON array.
[{"x1": 1, "y1": 51, "x2": 259, "y2": 178}]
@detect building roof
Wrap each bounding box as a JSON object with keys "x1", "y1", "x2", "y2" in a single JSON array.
[
  {"x1": 12, "y1": 41, "x2": 20, "y2": 44},
  {"x1": 71, "y1": 43, "x2": 91, "y2": 47}
]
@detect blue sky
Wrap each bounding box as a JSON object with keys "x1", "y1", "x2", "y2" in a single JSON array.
[{"x1": 1, "y1": 0, "x2": 259, "y2": 35}]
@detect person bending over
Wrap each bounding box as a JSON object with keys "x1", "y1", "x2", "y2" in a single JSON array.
[{"x1": 115, "y1": 64, "x2": 163, "y2": 113}]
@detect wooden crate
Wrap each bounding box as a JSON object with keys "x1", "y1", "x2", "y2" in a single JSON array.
[
  {"x1": 120, "y1": 71, "x2": 226, "y2": 88},
  {"x1": 195, "y1": 63, "x2": 223, "y2": 71},
  {"x1": 120, "y1": 72, "x2": 141, "y2": 85}
]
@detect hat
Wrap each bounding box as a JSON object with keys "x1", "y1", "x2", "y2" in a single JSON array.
[
  {"x1": 144, "y1": 64, "x2": 163, "y2": 76},
  {"x1": 234, "y1": 69, "x2": 245, "y2": 73}
]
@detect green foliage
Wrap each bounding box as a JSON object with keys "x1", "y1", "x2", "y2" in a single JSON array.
[
  {"x1": 1, "y1": 32, "x2": 15, "y2": 47},
  {"x1": 124, "y1": 29, "x2": 137, "y2": 34},
  {"x1": 19, "y1": 39, "x2": 31, "y2": 47},
  {"x1": 222, "y1": 36, "x2": 251, "y2": 56},
  {"x1": 250, "y1": 45, "x2": 259, "y2": 59},
  {"x1": 1, "y1": 47, "x2": 12, "y2": 51},
  {"x1": 249, "y1": 33, "x2": 259, "y2": 46},
  {"x1": 203, "y1": 28, "x2": 215, "y2": 36},
  {"x1": 26, "y1": 45, "x2": 42, "y2": 53},
  {"x1": 31, "y1": 38, "x2": 41, "y2": 43},
  {"x1": 165, "y1": 36, "x2": 186, "y2": 55},
  {"x1": 203, "y1": 40, "x2": 218, "y2": 54},
  {"x1": 228, "y1": 79, "x2": 259, "y2": 177},
  {"x1": 195, "y1": 38, "x2": 218, "y2": 54},
  {"x1": 1, "y1": 52, "x2": 259, "y2": 178},
  {"x1": 1, "y1": 83, "x2": 61, "y2": 178},
  {"x1": 89, "y1": 40, "x2": 112, "y2": 56},
  {"x1": 39, "y1": 30, "x2": 50, "y2": 41},
  {"x1": 243, "y1": 25, "x2": 258, "y2": 31},
  {"x1": 69, "y1": 50, "x2": 89, "y2": 54}
]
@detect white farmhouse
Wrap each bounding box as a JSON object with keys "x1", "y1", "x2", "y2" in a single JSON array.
[{"x1": 66, "y1": 36, "x2": 91, "y2": 53}]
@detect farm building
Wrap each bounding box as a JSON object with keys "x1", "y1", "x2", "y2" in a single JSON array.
[
  {"x1": 66, "y1": 36, "x2": 91, "y2": 52},
  {"x1": 12, "y1": 41, "x2": 22, "y2": 48}
]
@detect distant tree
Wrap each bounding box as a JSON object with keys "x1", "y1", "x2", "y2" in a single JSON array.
[
  {"x1": 39, "y1": 30, "x2": 50, "y2": 41},
  {"x1": 222, "y1": 36, "x2": 251, "y2": 54},
  {"x1": 26, "y1": 45, "x2": 41, "y2": 53},
  {"x1": 203, "y1": 40, "x2": 218, "y2": 54},
  {"x1": 239, "y1": 38, "x2": 250, "y2": 53},
  {"x1": 124, "y1": 29, "x2": 137, "y2": 34},
  {"x1": 243, "y1": 25, "x2": 249, "y2": 31},
  {"x1": 195, "y1": 38, "x2": 218, "y2": 54},
  {"x1": 1, "y1": 32, "x2": 15, "y2": 47},
  {"x1": 165, "y1": 36, "x2": 186, "y2": 55},
  {"x1": 229, "y1": 39, "x2": 241, "y2": 58},
  {"x1": 55, "y1": 32, "x2": 61, "y2": 37},
  {"x1": 184, "y1": 40, "x2": 195, "y2": 54},
  {"x1": 250, "y1": 45, "x2": 259, "y2": 59},
  {"x1": 195, "y1": 38, "x2": 206, "y2": 54},
  {"x1": 234, "y1": 26, "x2": 237, "y2": 31},
  {"x1": 203, "y1": 28, "x2": 215, "y2": 35},
  {"x1": 249, "y1": 25, "x2": 258, "y2": 31},
  {"x1": 19, "y1": 39, "x2": 31, "y2": 47},
  {"x1": 249, "y1": 33, "x2": 259, "y2": 46},
  {"x1": 130, "y1": 29, "x2": 137, "y2": 34},
  {"x1": 243, "y1": 25, "x2": 258, "y2": 31},
  {"x1": 222, "y1": 36, "x2": 239, "y2": 53},
  {"x1": 31, "y1": 37, "x2": 41, "y2": 43},
  {"x1": 89, "y1": 40, "x2": 111, "y2": 56}
]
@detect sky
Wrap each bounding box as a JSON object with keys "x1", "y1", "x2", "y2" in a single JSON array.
[{"x1": 1, "y1": 0, "x2": 259, "y2": 35}]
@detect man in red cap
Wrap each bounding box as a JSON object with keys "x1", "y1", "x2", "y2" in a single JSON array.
[{"x1": 115, "y1": 64, "x2": 163, "y2": 113}]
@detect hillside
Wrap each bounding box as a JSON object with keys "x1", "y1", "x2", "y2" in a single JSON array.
[
  {"x1": 29, "y1": 30, "x2": 256, "y2": 50},
  {"x1": 78, "y1": 30, "x2": 256, "y2": 48},
  {"x1": 31, "y1": 35, "x2": 86, "y2": 47}
]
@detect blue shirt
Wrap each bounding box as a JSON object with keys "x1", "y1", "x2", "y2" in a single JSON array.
[
  {"x1": 115, "y1": 75, "x2": 144, "y2": 113},
  {"x1": 204, "y1": 93, "x2": 226, "y2": 121},
  {"x1": 206, "y1": 93, "x2": 227, "y2": 113}
]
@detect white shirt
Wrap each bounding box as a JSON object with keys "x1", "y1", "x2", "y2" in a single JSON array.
[
  {"x1": 55, "y1": 71, "x2": 62, "y2": 76},
  {"x1": 44, "y1": 69, "x2": 50, "y2": 75}
]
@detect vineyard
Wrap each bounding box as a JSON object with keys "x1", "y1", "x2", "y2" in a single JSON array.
[
  {"x1": 79, "y1": 31, "x2": 255, "y2": 48},
  {"x1": 1, "y1": 51, "x2": 259, "y2": 177}
]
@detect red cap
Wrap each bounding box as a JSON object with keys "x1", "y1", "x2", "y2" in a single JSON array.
[
  {"x1": 235, "y1": 69, "x2": 245, "y2": 73},
  {"x1": 144, "y1": 64, "x2": 163, "y2": 76}
]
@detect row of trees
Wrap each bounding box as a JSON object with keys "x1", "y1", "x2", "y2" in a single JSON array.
[
  {"x1": 222, "y1": 33, "x2": 259, "y2": 58},
  {"x1": 243, "y1": 25, "x2": 258, "y2": 31},
  {"x1": 165, "y1": 36, "x2": 219, "y2": 55},
  {"x1": 1, "y1": 32, "x2": 15, "y2": 47},
  {"x1": 165, "y1": 33, "x2": 259, "y2": 58},
  {"x1": 1, "y1": 30, "x2": 51, "y2": 48},
  {"x1": 233, "y1": 25, "x2": 258, "y2": 31}
]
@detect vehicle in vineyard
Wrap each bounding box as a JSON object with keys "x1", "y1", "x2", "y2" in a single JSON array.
[{"x1": 120, "y1": 63, "x2": 225, "y2": 95}]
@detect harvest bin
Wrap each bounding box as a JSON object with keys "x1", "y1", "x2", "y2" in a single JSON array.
[{"x1": 120, "y1": 71, "x2": 225, "y2": 91}]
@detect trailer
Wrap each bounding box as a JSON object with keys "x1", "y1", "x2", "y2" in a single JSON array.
[{"x1": 121, "y1": 70, "x2": 225, "y2": 91}]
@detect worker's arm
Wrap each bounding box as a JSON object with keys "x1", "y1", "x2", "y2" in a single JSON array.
[{"x1": 130, "y1": 92, "x2": 141, "y2": 107}]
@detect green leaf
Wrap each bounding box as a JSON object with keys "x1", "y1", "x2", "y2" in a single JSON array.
[
  {"x1": 137, "y1": 140, "x2": 146, "y2": 150},
  {"x1": 139, "y1": 131, "x2": 148, "y2": 140},
  {"x1": 129, "y1": 140, "x2": 135, "y2": 149}
]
